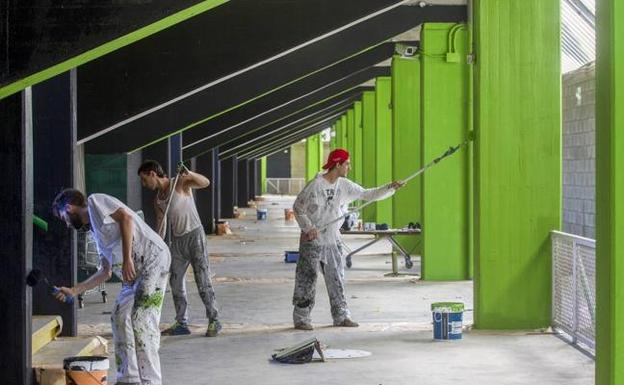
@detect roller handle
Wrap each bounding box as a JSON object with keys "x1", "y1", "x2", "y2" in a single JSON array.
[{"x1": 51, "y1": 287, "x2": 74, "y2": 305}]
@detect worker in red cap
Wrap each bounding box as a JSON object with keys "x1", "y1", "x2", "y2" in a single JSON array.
[{"x1": 291, "y1": 148, "x2": 404, "y2": 330}]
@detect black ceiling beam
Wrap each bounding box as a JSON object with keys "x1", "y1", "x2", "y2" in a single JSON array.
[
  {"x1": 243, "y1": 120, "x2": 335, "y2": 160},
  {"x1": 182, "y1": 65, "x2": 389, "y2": 159},
  {"x1": 219, "y1": 103, "x2": 352, "y2": 160},
  {"x1": 216, "y1": 98, "x2": 355, "y2": 159},
  {"x1": 1, "y1": 0, "x2": 218, "y2": 89},
  {"x1": 178, "y1": 43, "x2": 395, "y2": 151},
  {"x1": 77, "y1": 0, "x2": 407, "y2": 144},
  {"x1": 239, "y1": 107, "x2": 354, "y2": 159},
  {"x1": 80, "y1": 4, "x2": 466, "y2": 153}
]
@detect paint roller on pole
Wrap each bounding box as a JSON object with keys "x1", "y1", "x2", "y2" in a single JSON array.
[
  {"x1": 157, "y1": 160, "x2": 190, "y2": 237},
  {"x1": 317, "y1": 136, "x2": 473, "y2": 232}
]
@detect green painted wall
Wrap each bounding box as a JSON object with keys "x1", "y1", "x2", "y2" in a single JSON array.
[
  {"x1": 85, "y1": 154, "x2": 127, "y2": 201},
  {"x1": 391, "y1": 55, "x2": 422, "y2": 255},
  {"x1": 340, "y1": 115, "x2": 348, "y2": 151},
  {"x1": 260, "y1": 156, "x2": 267, "y2": 194},
  {"x1": 596, "y1": 0, "x2": 624, "y2": 382},
  {"x1": 305, "y1": 133, "x2": 323, "y2": 180},
  {"x1": 474, "y1": 1, "x2": 560, "y2": 328},
  {"x1": 361, "y1": 91, "x2": 377, "y2": 222},
  {"x1": 335, "y1": 118, "x2": 344, "y2": 149},
  {"x1": 353, "y1": 101, "x2": 363, "y2": 185},
  {"x1": 420, "y1": 23, "x2": 471, "y2": 281},
  {"x1": 374, "y1": 77, "x2": 393, "y2": 225},
  {"x1": 346, "y1": 108, "x2": 356, "y2": 179}
]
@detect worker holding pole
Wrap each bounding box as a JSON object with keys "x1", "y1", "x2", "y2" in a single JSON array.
[
  {"x1": 138, "y1": 160, "x2": 221, "y2": 337},
  {"x1": 292, "y1": 148, "x2": 404, "y2": 330}
]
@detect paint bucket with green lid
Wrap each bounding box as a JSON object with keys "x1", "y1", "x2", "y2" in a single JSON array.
[{"x1": 431, "y1": 302, "x2": 464, "y2": 341}]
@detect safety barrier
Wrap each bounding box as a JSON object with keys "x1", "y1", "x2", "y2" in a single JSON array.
[{"x1": 266, "y1": 178, "x2": 306, "y2": 195}]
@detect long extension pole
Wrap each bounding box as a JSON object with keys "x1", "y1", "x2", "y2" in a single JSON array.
[{"x1": 317, "y1": 138, "x2": 472, "y2": 232}]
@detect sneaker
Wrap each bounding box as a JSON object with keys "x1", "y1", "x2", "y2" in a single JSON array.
[
  {"x1": 161, "y1": 322, "x2": 191, "y2": 336},
  {"x1": 334, "y1": 318, "x2": 359, "y2": 327},
  {"x1": 206, "y1": 319, "x2": 222, "y2": 337},
  {"x1": 294, "y1": 322, "x2": 314, "y2": 331}
]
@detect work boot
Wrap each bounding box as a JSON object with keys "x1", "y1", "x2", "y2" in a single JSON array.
[
  {"x1": 161, "y1": 321, "x2": 191, "y2": 336},
  {"x1": 206, "y1": 319, "x2": 222, "y2": 337},
  {"x1": 334, "y1": 318, "x2": 359, "y2": 327},
  {"x1": 294, "y1": 322, "x2": 314, "y2": 331}
]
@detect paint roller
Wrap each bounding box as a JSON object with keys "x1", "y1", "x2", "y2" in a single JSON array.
[
  {"x1": 26, "y1": 268, "x2": 74, "y2": 304},
  {"x1": 317, "y1": 136, "x2": 474, "y2": 232}
]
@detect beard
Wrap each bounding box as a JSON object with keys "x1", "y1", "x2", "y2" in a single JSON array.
[{"x1": 69, "y1": 213, "x2": 90, "y2": 232}]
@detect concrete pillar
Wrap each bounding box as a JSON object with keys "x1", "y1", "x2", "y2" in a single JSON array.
[
  {"x1": 194, "y1": 148, "x2": 219, "y2": 234},
  {"x1": 353, "y1": 101, "x2": 363, "y2": 185},
  {"x1": 220, "y1": 156, "x2": 237, "y2": 218},
  {"x1": 32, "y1": 71, "x2": 78, "y2": 336},
  {"x1": 168, "y1": 133, "x2": 182, "y2": 177},
  {"x1": 420, "y1": 23, "x2": 471, "y2": 280},
  {"x1": 260, "y1": 157, "x2": 267, "y2": 195},
  {"x1": 374, "y1": 77, "x2": 393, "y2": 225},
  {"x1": 346, "y1": 108, "x2": 356, "y2": 180},
  {"x1": 474, "y1": 0, "x2": 560, "y2": 328},
  {"x1": 596, "y1": 0, "x2": 624, "y2": 382},
  {"x1": 0, "y1": 90, "x2": 33, "y2": 385},
  {"x1": 248, "y1": 160, "x2": 258, "y2": 200},
  {"x1": 237, "y1": 159, "x2": 249, "y2": 207},
  {"x1": 391, "y1": 56, "x2": 422, "y2": 256},
  {"x1": 361, "y1": 90, "x2": 377, "y2": 222},
  {"x1": 305, "y1": 133, "x2": 322, "y2": 181}
]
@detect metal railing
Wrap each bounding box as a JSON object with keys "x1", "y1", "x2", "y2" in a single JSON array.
[
  {"x1": 551, "y1": 230, "x2": 596, "y2": 353},
  {"x1": 266, "y1": 178, "x2": 306, "y2": 195}
]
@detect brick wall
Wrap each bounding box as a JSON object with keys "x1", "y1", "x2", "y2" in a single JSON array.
[{"x1": 562, "y1": 63, "x2": 595, "y2": 238}]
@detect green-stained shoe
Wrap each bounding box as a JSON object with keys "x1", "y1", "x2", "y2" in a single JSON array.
[{"x1": 206, "y1": 319, "x2": 222, "y2": 337}]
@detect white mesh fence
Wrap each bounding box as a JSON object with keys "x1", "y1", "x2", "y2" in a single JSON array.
[{"x1": 551, "y1": 230, "x2": 595, "y2": 353}]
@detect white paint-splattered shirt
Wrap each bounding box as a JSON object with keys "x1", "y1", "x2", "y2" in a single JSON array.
[
  {"x1": 293, "y1": 174, "x2": 395, "y2": 246},
  {"x1": 87, "y1": 194, "x2": 167, "y2": 276}
]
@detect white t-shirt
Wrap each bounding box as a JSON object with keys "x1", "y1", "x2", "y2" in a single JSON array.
[
  {"x1": 293, "y1": 175, "x2": 395, "y2": 246},
  {"x1": 87, "y1": 194, "x2": 167, "y2": 276}
]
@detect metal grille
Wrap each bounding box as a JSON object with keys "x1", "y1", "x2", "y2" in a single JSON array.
[
  {"x1": 266, "y1": 178, "x2": 306, "y2": 195},
  {"x1": 551, "y1": 230, "x2": 595, "y2": 353}
]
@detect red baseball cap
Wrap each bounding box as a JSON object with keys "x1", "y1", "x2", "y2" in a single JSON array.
[{"x1": 322, "y1": 148, "x2": 350, "y2": 170}]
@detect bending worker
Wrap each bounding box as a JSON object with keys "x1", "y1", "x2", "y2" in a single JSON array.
[
  {"x1": 138, "y1": 160, "x2": 221, "y2": 337},
  {"x1": 52, "y1": 189, "x2": 170, "y2": 385},
  {"x1": 292, "y1": 148, "x2": 404, "y2": 330}
]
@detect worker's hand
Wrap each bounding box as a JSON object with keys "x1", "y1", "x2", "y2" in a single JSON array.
[
  {"x1": 122, "y1": 259, "x2": 136, "y2": 283},
  {"x1": 177, "y1": 162, "x2": 190, "y2": 176},
  {"x1": 303, "y1": 228, "x2": 319, "y2": 241},
  {"x1": 54, "y1": 286, "x2": 75, "y2": 302},
  {"x1": 389, "y1": 180, "x2": 406, "y2": 190}
]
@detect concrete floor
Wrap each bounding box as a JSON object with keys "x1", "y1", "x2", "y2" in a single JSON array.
[{"x1": 77, "y1": 195, "x2": 594, "y2": 384}]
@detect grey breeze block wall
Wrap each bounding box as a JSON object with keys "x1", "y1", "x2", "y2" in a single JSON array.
[{"x1": 562, "y1": 62, "x2": 595, "y2": 239}]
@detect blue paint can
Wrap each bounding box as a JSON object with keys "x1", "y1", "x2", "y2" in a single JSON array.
[
  {"x1": 284, "y1": 251, "x2": 300, "y2": 263},
  {"x1": 431, "y1": 302, "x2": 464, "y2": 341},
  {"x1": 256, "y1": 208, "x2": 268, "y2": 220}
]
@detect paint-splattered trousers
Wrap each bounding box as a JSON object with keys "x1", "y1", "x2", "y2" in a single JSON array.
[
  {"x1": 112, "y1": 242, "x2": 171, "y2": 385},
  {"x1": 169, "y1": 226, "x2": 219, "y2": 325},
  {"x1": 292, "y1": 239, "x2": 351, "y2": 325}
]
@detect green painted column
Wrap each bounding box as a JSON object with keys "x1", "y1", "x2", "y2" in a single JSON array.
[
  {"x1": 420, "y1": 23, "x2": 471, "y2": 281},
  {"x1": 335, "y1": 117, "x2": 345, "y2": 149},
  {"x1": 260, "y1": 156, "x2": 267, "y2": 194},
  {"x1": 596, "y1": 0, "x2": 624, "y2": 382},
  {"x1": 361, "y1": 91, "x2": 377, "y2": 222},
  {"x1": 305, "y1": 133, "x2": 323, "y2": 181},
  {"x1": 346, "y1": 108, "x2": 356, "y2": 179},
  {"x1": 474, "y1": 1, "x2": 560, "y2": 328},
  {"x1": 391, "y1": 55, "x2": 422, "y2": 255},
  {"x1": 374, "y1": 77, "x2": 393, "y2": 225},
  {"x1": 330, "y1": 123, "x2": 337, "y2": 150},
  {"x1": 353, "y1": 101, "x2": 363, "y2": 185},
  {"x1": 340, "y1": 114, "x2": 348, "y2": 150}
]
